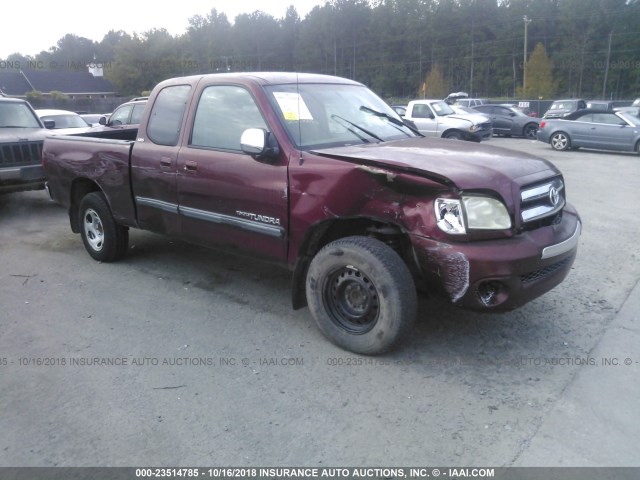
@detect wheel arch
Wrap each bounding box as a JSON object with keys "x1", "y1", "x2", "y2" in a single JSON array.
[
  {"x1": 441, "y1": 128, "x2": 465, "y2": 139},
  {"x1": 291, "y1": 217, "x2": 417, "y2": 310},
  {"x1": 69, "y1": 178, "x2": 101, "y2": 233}
]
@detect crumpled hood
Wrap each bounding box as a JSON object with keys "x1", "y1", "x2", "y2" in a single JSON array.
[
  {"x1": 312, "y1": 136, "x2": 560, "y2": 191},
  {"x1": 446, "y1": 113, "x2": 488, "y2": 125}
]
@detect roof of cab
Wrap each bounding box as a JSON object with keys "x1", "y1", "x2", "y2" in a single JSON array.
[{"x1": 156, "y1": 72, "x2": 363, "y2": 88}]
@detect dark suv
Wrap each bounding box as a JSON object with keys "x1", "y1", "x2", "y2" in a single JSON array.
[
  {"x1": 0, "y1": 98, "x2": 48, "y2": 194},
  {"x1": 543, "y1": 99, "x2": 587, "y2": 119}
]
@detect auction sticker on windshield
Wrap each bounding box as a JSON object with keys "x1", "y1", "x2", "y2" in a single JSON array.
[{"x1": 273, "y1": 92, "x2": 313, "y2": 121}]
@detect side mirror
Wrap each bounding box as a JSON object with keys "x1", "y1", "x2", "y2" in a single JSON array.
[
  {"x1": 43, "y1": 120, "x2": 55, "y2": 129},
  {"x1": 509, "y1": 112, "x2": 517, "y2": 117},
  {"x1": 241, "y1": 128, "x2": 279, "y2": 159},
  {"x1": 98, "y1": 116, "x2": 107, "y2": 125}
]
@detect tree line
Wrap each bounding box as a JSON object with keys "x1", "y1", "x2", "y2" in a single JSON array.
[{"x1": 3, "y1": 0, "x2": 639, "y2": 100}]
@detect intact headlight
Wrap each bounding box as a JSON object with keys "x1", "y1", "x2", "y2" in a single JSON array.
[
  {"x1": 434, "y1": 196, "x2": 511, "y2": 234},
  {"x1": 462, "y1": 196, "x2": 512, "y2": 230},
  {"x1": 469, "y1": 124, "x2": 479, "y2": 132}
]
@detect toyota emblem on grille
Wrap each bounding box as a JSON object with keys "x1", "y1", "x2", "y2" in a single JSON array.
[{"x1": 549, "y1": 186, "x2": 560, "y2": 206}]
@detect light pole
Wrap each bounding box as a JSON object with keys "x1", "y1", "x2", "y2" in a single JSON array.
[{"x1": 523, "y1": 15, "x2": 532, "y2": 96}]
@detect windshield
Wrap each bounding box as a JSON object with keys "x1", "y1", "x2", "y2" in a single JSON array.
[
  {"x1": 40, "y1": 114, "x2": 89, "y2": 129},
  {"x1": 0, "y1": 102, "x2": 42, "y2": 128},
  {"x1": 550, "y1": 102, "x2": 574, "y2": 111},
  {"x1": 265, "y1": 83, "x2": 416, "y2": 149},
  {"x1": 618, "y1": 112, "x2": 639, "y2": 126}
]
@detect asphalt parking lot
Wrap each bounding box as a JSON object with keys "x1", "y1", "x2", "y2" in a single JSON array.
[{"x1": 0, "y1": 137, "x2": 638, "y2": 467}]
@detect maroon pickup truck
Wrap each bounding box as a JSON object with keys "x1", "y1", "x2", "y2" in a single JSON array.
[{"x1": 43, "y1": 72, "x2": 581, "y2": 354}]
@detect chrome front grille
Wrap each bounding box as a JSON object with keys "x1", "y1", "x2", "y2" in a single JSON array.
[
  {"x1": 0, "y1": 141, "x2": 43, "y2": 168},
  {"x1": 521, "y1": 177, "x2": 565, "y2": 224}
]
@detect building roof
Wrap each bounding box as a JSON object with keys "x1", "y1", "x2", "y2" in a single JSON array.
[
  {"x1": 0, "y1": 70, "x2": 115, "y2": 96},
  {"x1": 0, "y1": 72, "x2": 32, "y2": 96}
]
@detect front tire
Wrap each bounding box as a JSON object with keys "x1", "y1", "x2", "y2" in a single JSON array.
[
  {"x1": 550, "y1": 131, "x2": 571, "y2": 151},
  {"x1": 306, "y1": 236, "x2": 417, "y2": 355},
  {"x1": 79, "y1": 192, "x2": 128, "y2": 262},
  {"x1": 443, "y1": 131, "x2": 463, "y2": 140}
]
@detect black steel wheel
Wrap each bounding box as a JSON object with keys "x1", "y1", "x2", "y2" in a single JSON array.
[{"x1": 306, "y1": 236, "x2": 416, "y2": 354}]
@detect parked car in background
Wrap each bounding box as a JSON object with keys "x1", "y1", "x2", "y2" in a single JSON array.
[
  {"x1": 537, "y1": 109, "x2": 640, "y2": 153},
  {"x1": 473, "y1": 104, "x2": 540, "y2": 139},
  {"x1": 402, "y1": 99, "x2": 492, "y2": 141},
  {"x1": 585, "y1": 101, "x2": 615, "y2": 111},
  {"x1": 450, "y1": 104, "x2": 492, "y2": 128},
  {"x1": 502, "y1": 103, "x2": 538, "y2": 117},
  {"x1": 391, "y1": 105, "x2": 407, "y2": 116},
  {"x1": 0, "y1": 98, "x2": 47, "y2": 193},
  {"x1": 96, "y1": 98, "x2": 147, "y2": 130},
  {"x1": 543, "y1": 99, "x2": 587, "y2": 119},
  {"x1": 36, "y1": 109, "x2": 91, "y2": 135},
  {"x1": 455, "y1": 98, "x2": 489, "y2": 108},
  {"x1": 80, "y1": 113, "x2": 107, "y2": 126}
]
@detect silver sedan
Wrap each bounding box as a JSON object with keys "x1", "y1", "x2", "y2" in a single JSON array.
[{"x1": 537, "y1": 110, "x2": 640, "y2": 153}]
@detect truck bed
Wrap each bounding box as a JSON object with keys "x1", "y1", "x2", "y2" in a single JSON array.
[{"x1": 43, "y1": 131, "x2": 137, "y2": 226}]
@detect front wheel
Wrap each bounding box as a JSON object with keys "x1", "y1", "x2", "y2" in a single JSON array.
[
  {"x1": 79, "y1": 192, "x2": 128, "y2": 262},
  {"x1": 550, "y1": 132, "x2": 571, "y2": 151},
  {"x1": 305, "y1": 236, "x2": 417, "y2": 355},
  {"x1": 443, "y1": 131, "x2": 463, "y2": 140}
]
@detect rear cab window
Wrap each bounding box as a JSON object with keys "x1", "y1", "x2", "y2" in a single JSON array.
[{"x1": 146, "y1": 85, "x2": 192, "y2": 146}]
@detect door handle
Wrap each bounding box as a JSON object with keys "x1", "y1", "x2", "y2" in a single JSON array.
[
  {"x1": 184, "y1": 160, "x2": 198, "y2": 171},
  {"x1": 160, "y1": 157, "x2": 172, "y2": 168}
]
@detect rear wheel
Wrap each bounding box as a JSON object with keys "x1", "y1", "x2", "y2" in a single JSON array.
[
  {"x1": 306, "y1": 236, "x2": 416, "y2": 355},
  {"x1": 523, "y1": 123, "x2": 538, "y2": 139},
  {"x1": 79, "y1": 192, "x2": 128, "y2": 262},
  {"x1": 550, "y1": 131, "x2": 571, "y2": 151}
]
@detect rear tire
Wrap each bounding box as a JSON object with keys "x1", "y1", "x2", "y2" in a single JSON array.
[
  {"x1": 550, "y1": 131, "x2": 571, "y2": 151},
  {"x1": 523, "y1": 123, "x2": 538, "y2": 139},
  {"x1": 79, "y1": 192, "x2": 128, "y2": 262},
  {"x1": 306, "y1": 236, "x2": 417, "y2": 355}
]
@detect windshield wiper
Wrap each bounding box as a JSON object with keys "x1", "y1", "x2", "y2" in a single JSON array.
[
  {"x1": 359, "y1": 106, "x2": 421, "y2": 137},
  {"x1": 330, "y1": 114, "x2": 383, "y2": 143}
]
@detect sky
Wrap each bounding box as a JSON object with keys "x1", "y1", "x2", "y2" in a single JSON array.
[{"x1": 0, "y1": 0, "x2": 326, "y2": 60}]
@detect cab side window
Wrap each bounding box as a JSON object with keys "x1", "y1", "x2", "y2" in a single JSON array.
[
  {"x1": 412, "y1": 104, "x2": 433, "y2": 119},
  {"x1": 190, "y1": 85, "x2": 267, "y2": 151}
]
